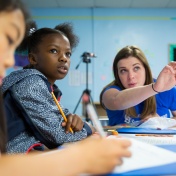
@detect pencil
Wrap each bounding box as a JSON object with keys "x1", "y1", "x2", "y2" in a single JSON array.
[
  {"x1": 51, "y1": 91, "x2": 73, "y2": 134},
  {"x1": 107, "y1": 130, "x2": 118, "y2": 136},
  {"x1": 87, "y1": 104, "x2": 106, "y2": 137}
]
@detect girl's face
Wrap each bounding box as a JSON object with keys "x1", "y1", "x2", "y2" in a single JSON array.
[
  {"x1": 0, "y1": 9, "x2": 25, "y2": 84},
  {"x1": 30, "y1": 33, "x2": 71, "y2": 85},
  {"x1": 117, "y1": 56, "x2": 146, "y2": 89}
]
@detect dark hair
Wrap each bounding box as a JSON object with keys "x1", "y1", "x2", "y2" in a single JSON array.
[
  {"x1": 16, "y1": 20, "x2": 38, "y2": 53},
  {"x1": 18, "y1": 22, "x2": 79, "y2": 54},
  {"x1": 54, "y1": 22, "x2": 79, "y2": 50},
  {"x1": 0, "y1": 0, "x2": 30, "y2": 153},
  {"x1": 100, "y1": 45, "x2": 156, "y2": 119},
  {"x1": 0, "y1": 0, "x2": 30, "y2": 23}
]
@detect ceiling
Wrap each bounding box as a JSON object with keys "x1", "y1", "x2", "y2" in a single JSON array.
[{"x1": 22, "y1": 0, "x2": 176, "y2": 8}]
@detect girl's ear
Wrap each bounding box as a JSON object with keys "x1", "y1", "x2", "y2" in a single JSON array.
[{"x1": 28, "y1": 53, "x2": 37, "y2": 65}]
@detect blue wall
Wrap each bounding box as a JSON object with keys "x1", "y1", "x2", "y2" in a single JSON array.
[{"x1": 10, "y1": 8, "x2": 176, "y2": 115}]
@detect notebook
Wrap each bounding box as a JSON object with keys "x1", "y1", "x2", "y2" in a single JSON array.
[
  {"x1": 119, "y1": 133, "x2": 176, "y2": 145},
  {"x1": 117, "y1": 127, "x2": 176, "y2": 134}
]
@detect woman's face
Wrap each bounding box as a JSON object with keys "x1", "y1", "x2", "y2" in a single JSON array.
[
  {"x1": 0, "y1": 9, "x2": 25, "y2": 84},
  {"x1": 117, "y1": 56, "x2": 146, "y2": 89}
]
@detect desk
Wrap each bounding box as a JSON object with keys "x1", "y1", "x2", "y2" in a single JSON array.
[{"x1": 158, "y1": 144, "x2": 176, "y2": 152}]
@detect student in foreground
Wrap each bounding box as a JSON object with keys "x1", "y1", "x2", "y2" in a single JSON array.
[
  {"x1": 100, "y1": 45, "x2": 176, "y2": 126},
  {"x1": 0, "y1": 136, "x2": 131, "y2": 176},
  {"x1": 0, "y1": 0, "x2": 131, "y2": 175}
]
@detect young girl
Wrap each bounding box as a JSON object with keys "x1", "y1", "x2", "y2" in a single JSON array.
[
  {"x1": 100, "y1": 45, "x2": 176, "y2": 126},
  {"x1": 2, "y1": 23, "x2": 97, "y2": 153}
]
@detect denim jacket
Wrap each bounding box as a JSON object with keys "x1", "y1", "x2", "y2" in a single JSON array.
[{"x1": 2, "y1": 69, "x2": 92, "y2": 153}]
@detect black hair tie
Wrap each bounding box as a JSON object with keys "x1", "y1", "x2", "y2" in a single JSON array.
[{"x1": 152, "y1": 83, "x2": 160, "y2": 93}]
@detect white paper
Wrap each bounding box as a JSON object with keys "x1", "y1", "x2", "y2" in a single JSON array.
[
  {"x1": 112, "y1": 137, "x2": 176, "y2": 173},
  {"x1": 119, "y1": 133, "x2": 176, "y2": 145},
  {"x1": 138, "y1": 116, "x2": 176, "y2": 129}
]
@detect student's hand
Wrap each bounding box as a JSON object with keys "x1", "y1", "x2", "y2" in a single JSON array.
[
  {"x1": 62, "y1": 114, "x2": 84, "y2": 133},
  {"x1": 74, "y1": 136, "x2": 131, "y2": 175}
]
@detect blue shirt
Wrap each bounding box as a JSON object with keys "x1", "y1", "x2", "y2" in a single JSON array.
[{"x1": 104, "y1": 85, "x2": 176, "y2": 126}]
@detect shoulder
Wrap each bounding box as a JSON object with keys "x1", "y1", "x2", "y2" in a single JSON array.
[
  {"x1": 14, "y1": 71, "x2": 51, "y2": 94},
  {"x1": 18, "y1": 74, "x2": 47, "y2": 88},
  {"x1": 23, "y1": 73, "x2": 46, "y2": 84},
  {"x1": 102, "y1": 85, "x2": 121, "y2": 96},
  {"x1": 2, "y1": 69, "x2": 47, "y2": 93}
]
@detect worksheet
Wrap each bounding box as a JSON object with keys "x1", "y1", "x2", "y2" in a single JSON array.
[
  {"x1": 119, "y1": 133, "x2": 176, "y2": 145},
  {"x1": 112, "y1": 138, "x2": 176, "y2": 173}
]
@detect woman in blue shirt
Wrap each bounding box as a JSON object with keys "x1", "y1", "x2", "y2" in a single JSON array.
[{"x1": 100, "y1": 45, "x2": 176, "y2": 126}]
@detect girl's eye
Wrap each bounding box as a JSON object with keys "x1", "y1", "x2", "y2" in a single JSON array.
[
  {"x1": 66, "y1": 52, "x2": 72, "y2": 58},
  {"x1": 50, "y1": 49, "x2": 57, "y2": 54},
  {"x1": 7, "y1": 35, "x2": 14, "y2": 46}
]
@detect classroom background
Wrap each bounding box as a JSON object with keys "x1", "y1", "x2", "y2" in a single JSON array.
[{"x1": 8, "y1": 0, "x2": 176, "y2": 116}]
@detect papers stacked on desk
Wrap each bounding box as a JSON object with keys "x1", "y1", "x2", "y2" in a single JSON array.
[{"x1": 138, "y1": 116, "x2": 176, "y2": 129}]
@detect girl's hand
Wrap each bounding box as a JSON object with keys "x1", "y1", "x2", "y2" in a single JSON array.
[{"x1": 62, "y1": 114, "x2": 84, "y2": 133}]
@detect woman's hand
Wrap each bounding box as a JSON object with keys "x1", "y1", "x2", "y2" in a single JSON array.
[
  {"x1": 155, "y1": 62, "x2": 176, "y2": 92},
  {"x1": 76, "y1": 136, "x2": 131, "y2": 174}
]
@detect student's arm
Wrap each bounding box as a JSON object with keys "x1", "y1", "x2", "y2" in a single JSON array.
[
  {"x1": 0, "y1": 137, "x2": 131, "y2": 176},
  {"x1": 14, "y1": 75, "x2": 91, "y2": 144}
]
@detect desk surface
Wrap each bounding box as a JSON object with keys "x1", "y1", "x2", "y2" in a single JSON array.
[{"x1": 158, "y1": 144, "x2": 176, "y2": 152}]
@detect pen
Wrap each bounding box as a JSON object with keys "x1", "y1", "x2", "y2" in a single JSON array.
[
  {"x1": 87, "y1": 104, "x2": 106, "y2": 137},
  {"x1": 51, "y1": 88, "x2": 73, "y2": 134}
]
